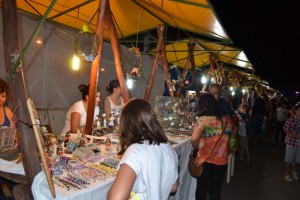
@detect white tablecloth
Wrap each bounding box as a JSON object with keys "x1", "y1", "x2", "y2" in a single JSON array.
[
  {"x1": 32, "y1": 171, "x2": 114, "y2": 200},
  {"x1": 0, "y1": 158, "x2": 25, "y2": 175},
  {"x1": 32, "y1": 134, "x2": 197, "y2": 200},
  {"x1": 169, "y1": 138, "x2": 196, "y2": 200}
]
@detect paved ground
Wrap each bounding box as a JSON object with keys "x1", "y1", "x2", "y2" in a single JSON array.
[{"x1": 222, "y1": 133, "x2": 300, "y2": 200}]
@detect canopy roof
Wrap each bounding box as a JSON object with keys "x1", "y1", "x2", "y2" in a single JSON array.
[
  {"x1": 16, "y1": 0, "x2": 230, "y2": 42},
  {"x1": 160, "y1": 39, "x2": 254, "y2": 71},
  {"x1": 15, "y1": 0, "x2": 265, "y2": 87}
]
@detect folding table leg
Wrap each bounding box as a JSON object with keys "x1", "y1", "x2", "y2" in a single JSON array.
[
  {"x1": 226, "y1": 153, "x2": 232, "y2": 183},
  {"x1": 230, "y1": 153, "x2": 235, "y2": 176}
]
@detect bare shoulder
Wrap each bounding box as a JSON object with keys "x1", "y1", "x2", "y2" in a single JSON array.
[{"x1": 4, "y1": 107, "x2": 13, "y2": 115}]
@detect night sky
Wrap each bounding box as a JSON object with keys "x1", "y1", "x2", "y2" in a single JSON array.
[{"x1": 210, "y1": 0, "x2": 300, "y2": 97}]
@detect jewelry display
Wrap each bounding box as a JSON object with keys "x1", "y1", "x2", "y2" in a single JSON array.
[
  {"x1": 46, "y1": 134, "x2": 120, "y2": 192},
  {"x1": 155, "y1": 96, "x2": 197, "y2": 134}
]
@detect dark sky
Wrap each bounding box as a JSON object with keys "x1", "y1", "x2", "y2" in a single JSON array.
[{"x1": 210, "y1": 0, "x2": 300, "y2": 97}]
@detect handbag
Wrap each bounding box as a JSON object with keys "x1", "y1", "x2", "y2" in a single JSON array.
[
  {"x1": 188, "y1": 153, "x2": 203, "y2": 178},
  {"x1": 0, "y1": 147, "x2": 20, "y2": 161},
  {"x1": 188, "y1": 120, "x2": 227, "y2": 178}
]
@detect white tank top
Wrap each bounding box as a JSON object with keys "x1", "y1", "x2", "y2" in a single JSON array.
[{"x1": 107, "y1": 96, "x2": 124, "y2": 116}]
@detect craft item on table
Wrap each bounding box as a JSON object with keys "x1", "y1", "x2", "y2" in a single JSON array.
[
  {"x1": 86, "y1": 143, "x2": 100, "y2": 153},
  {"x1": 52, "y1": 157, "x2": 70, "y2": 176},
  {"x1": 108, "y1": 111, "x2": 115, "y2": 127},
  {"x1": 96, "y1": 118, "x2": 101, "y2": 130},
  {"x1": 57, "y1": 143, "x2": 64, "y2": 155},
  {"x1": 117, "y1": 114, "x2": 120, "y2": 125},
  {"x1": 102, "y1": 113, "x2": 107, "y2": 128},
  {"x1": 101, "y1": 158, "x2": 119, "y2": 169},
  {"x1": 73, "y1": 146, "x2": 95, "y2": 159},
  {"x1": 52, "y1": 143, "x2": 57, "y2": 158},
  {"x1": 105, "y1": 137, "x2": 112, "y2": 151},
  {"x1": 88, "y1": 163, "x2": 118, "y2": 176},
  {"x1": 78, "y1": 139, "x2": 85, "y2": 147}
]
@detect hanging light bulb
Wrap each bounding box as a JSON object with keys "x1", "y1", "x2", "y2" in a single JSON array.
[
  {"x1": 230, "y1": 86, "x2": 233, "y2": 91},
  {"x1": 231, "y1": 91, "x2": 235, "y2": 96},
  {"x1": 126, "y1": 78, "x2": 133, "y2": 89},
  {"x1": 242, "y1": 88, "x2": 246, "y2": 94},
  {"x1": 72, "y1": 54, "x2": 80, "y2": 70},
  {"x1": 201, "y1": 76, "x2": 207, "y2": 84}
]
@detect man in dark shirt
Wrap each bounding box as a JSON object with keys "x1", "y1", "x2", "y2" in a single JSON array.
[
  {"x1": 250, "y1": 93, "x2": 267, "y2": 142},
  {"x1": 209, "y1": 83, "x2": 234, "y2": 116}
]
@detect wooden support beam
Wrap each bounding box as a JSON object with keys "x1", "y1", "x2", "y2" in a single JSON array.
[
  {"x1": 144, "y1": 25, "x2": 172, "y2": 100},
  {"x1": 85, "y1": 0, "x2": 108, "y2": 135},
  {"x1": 160, "y1": 41, "x2": 174, "y2": 97},
  {"x1": 176, "y1": 69, "x2": 187, "y2": 97},
  {"x1": 105, "y1": 2, "x2": 129, "y2": 103},
  {"x1": 187, "y1": 43, "x2": 200, "y2": 97},
  {"x1": 2, "y1": 0, "x2": 41, "y2": 192},
  {"x1": 209, "y1": 55, "x2": 217, "y2": 83}
]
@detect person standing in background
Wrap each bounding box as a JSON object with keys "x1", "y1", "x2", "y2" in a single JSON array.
[
  {"x1": 282, "y1": 101, "x2": 300, "y2": 182},
  {"x1": 61, "y1": 84, "x2": 100, "y2": 136},
  {"x1": 191, "y1": 93, "x2": 233, "y2": 200},
  {"x1": 249, "y1": 92, "x2": 268, "y2": 143},
  {"x1": 209, "y1": 83, "x2": 233, "y2": 116},
  {"x1": 273, "y1": 101, "x2": 289, "y2": 143},
  {"x1": 108, "y1": 99, "x2": 178, "y2": 200},
  {"x1": 237, "y1": 103, "x2": 251, "y2": 164},
  {"x1": 103, "y1": 79, "x2": 124, "y2": 121}
]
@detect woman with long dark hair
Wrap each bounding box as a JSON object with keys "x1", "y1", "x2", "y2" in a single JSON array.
[
  {"x1": 108, "y1": 99, "x2": 178, "y2": 200},
  {"x1": 191, "y1": 93, "x2": 233, "y2": 200}
]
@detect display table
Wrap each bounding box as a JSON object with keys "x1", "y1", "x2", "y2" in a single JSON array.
[
  {"x1": 0, "y1": 158, "x2": 27, "y2": 185},
  {"x1": 0, "y1": 158, "x2": 25, "y2": 176},
  {"x1": 31, "y1": 133, "x2": 196, "y2": 200}
]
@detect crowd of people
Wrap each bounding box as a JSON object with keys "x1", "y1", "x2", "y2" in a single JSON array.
[{"x1": 2, "y1": 76, "x2": 300, "y2": 199}]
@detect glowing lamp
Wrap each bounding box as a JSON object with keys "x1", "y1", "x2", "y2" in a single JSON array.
[{"x1": 72, "y1": 55, "x2": 80, "y2": 70}]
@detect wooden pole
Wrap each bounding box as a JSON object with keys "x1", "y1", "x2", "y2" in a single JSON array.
[
  {"x1": 209, "y1": 55, "x2": 217, "y2": 83},
  {"x1": 160, "y1": 41, "x2": 174, "y2": 97},
  {"x1": 144, "y1": 25, "x2": 164, "y2": 100},
  {"x1": 2, "y1": 0, "x2": 41, "y2": 191},
  {"x1": 105, "y1": 2, "x2": 129, "y2": 103},
  {"x1": 187, "y1": 43, "x2": 200, "y2": 97},
  {"x1": 85, "y1": 0, "x2": 109, "y2": 135},
  {"x1": 176, "y1": 69, "x2": 188, "y2": 97}
]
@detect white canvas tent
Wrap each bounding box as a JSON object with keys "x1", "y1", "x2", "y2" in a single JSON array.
[{"x1": 0, "y1": 12, "x2": 165, "y2": 134}]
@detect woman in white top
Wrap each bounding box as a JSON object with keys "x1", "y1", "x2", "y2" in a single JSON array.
[
  {"x1": 103, "y1": 79, "x2": 124, "y2": 121},
  {"x1": 61, "y1": 84, "x2": 100, "y2": 136},
  {"x1": 107, "y1": 99, "x2": 179, "y2": 200}
]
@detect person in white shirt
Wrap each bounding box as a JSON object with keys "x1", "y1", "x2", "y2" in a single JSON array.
[
  {"x1": 107, "y1": 99, "x2": 179, "y2": 200},
  {"x1": 61, "y1": 84, "x2": 100, "y2": 136}
]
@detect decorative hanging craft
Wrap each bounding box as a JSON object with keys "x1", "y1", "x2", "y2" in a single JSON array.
[
  {"x1": 122, "y1": 47, "x2": 143, "y2": 80},
  {"x1": 73, "y1": 24, "x2": 99, "y2": 62}
]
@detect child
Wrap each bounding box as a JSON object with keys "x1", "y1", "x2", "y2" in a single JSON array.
[{"x1": 237, "y1": 104, "x2": 251, "y2": 164}]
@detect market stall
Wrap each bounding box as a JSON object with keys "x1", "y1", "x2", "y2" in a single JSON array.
[{"x1": 31, "y1": 132, "x2": 193, "y2": 200}]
